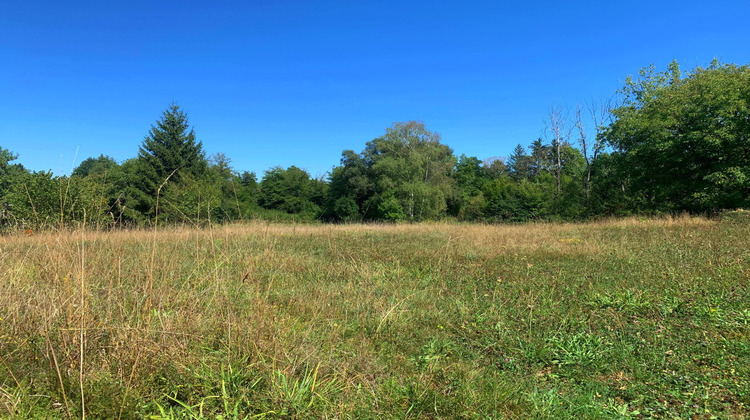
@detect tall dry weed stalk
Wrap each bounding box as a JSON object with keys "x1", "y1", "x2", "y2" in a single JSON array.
[
  {"x1": 78, "y1": 210, "x2": 86, "y2": 420},
  {"x1": 0, "y1": 216, "x2": 746, "y2": 418}
]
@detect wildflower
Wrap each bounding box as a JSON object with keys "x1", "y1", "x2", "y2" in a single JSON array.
[
  {"x1": 438, "y1": 324, "x2": 444, "y2": 329},
  {"x1": 710, "y1": 308, "x2": 716, "y2": 312}
]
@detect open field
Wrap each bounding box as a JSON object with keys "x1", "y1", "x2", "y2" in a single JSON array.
[{"x1": 0, "y1": 217, "x2": 748, "y2": 419}]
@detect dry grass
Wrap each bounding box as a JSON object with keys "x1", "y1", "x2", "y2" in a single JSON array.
[{"x1": 0, "y1": 217, "x2": 748, "y2": 418}]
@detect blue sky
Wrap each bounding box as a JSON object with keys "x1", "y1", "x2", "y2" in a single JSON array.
[{"x1": 2, "y1": 0, "x2": 749, "y2": 178}]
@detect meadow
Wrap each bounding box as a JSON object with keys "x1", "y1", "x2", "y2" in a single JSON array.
[{"x1": 0, "y1": 217, "x2": 748, "y2": 419}]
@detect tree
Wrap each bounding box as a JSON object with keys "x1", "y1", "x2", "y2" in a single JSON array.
[
  {"x1": 574, "y1": 101, "x2": 610, "y2": 198},
  {"x1": 138, "y1": 104, "x2": 207, "y2": 182},
  {"x1": 116, "y1": 158, "x2": 154, "y2": 223},
  {"x1": 1, "y1": 148, "x2": 24, "y2": 197},
  {"x1": 602, "y1": 61, "x2": 750, "y2": 211},
  {"x1": 588, "y1": 152, "x2": 633, "y2": 216},
  {"x1": 362, "y1": 121, "x2": 456, "y2": 221},
  {"x1": 508, "y1": 144, "x2": 533, "y2": 180},
  {"x1": 231, "y1": 171, "x2": 258, "y2": 215},
  {"x1": 483, "y1": 157, "x2": 507, "y2": 180},
  {"x1": 72, "y1": 155, "x2": 118, "y2": 178},
  {"x1": 453, "y1": 155, "x2": 489, "y2": 219},
  {"x1": 0, "y1": 148, "x2": 28, "y2": 227},
  {"x1": 203, "y1": 153, "x2": 245, "y2": 222},
  {"x1": 258, "y1": 166, "x2": 322, "y2": 216},
  {"x1": 332, "y1": 196, "x2": 360, "y2": 222},
  {"x1": 132, "y1": 104, "x2": 207, "y2": 217},
  {"x1": 529, "y1": 138, "x2": 551, "y2": 177},
  {"x1": 326, "y1": 121, "x2": 456, "y2": 221},
  {"x1": 237, "y1": 171, "x2": 259, "y2": 209},
  {"x1": 454, "y1": 155, "x2": 486, "y2": 197},
  {"x1": 325, "y1": 150, "x2": 374, "y2": 221},
  {"x1": 482, "y1": 177, "x2": 547, "y2": 221},
  {"x1": 159, "y1": 173, "x2": 221, "y2": 224},
  {"x1": 544, "y1": 106, "x2": 571, "y2": 194}
]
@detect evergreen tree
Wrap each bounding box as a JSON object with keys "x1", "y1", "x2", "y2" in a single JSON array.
[
  {"x1": 529, "y1": 138, "x2": 551, "y2": 177},
  {"x1": 138, "y1": 103, "x2": 207, "y2": 183},
  {"x1": 131, "y1": 104, "x2": 207, "y2": 217},
  {"x1": 508, "y1": 144, "x2": 533, "y2": 180}
]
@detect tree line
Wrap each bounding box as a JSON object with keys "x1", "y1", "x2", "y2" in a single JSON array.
[{"x1": 1, "y1": 61, "x2": 748, "y2": 229}]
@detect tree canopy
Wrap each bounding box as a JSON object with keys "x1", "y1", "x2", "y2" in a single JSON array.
[
  {"x1": 326, "y1": 121, "x2": 456, "y2": 221},
  {"x1": 1, "y1": 60, "x2": 748, "y2": 230},
  {"x1": 603, "y1": 62, "x2": 750, "y2": 211}
]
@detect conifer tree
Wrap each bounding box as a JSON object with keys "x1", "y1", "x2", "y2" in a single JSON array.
[
  {"x1": 129, "y1": 103, "x2": 207, "y2": 217},
  {"x1": 138, "y1": 103, "x2": 207, "y2": 183}
]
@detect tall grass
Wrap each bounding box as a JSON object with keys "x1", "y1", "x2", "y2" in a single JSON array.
[{"x1": 0, "y1": 216, "x2": 748, "y2": 418}]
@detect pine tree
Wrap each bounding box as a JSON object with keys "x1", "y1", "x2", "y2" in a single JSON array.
[
  {"x1": 138, "y1": 103, "x2": 207, "y2": 183},
  {"x1": 508, "y1": 144, "x2": 532, "y2": 180},
  {"x1": 129, "y1": 104, "x2": 208, "y2": 217}
]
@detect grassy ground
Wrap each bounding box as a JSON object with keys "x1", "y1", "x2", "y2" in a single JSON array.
[{"x1": 0, "y1": 217, "x2": 748, "y2": 419}]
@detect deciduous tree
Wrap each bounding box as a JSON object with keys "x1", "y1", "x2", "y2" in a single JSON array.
[{"x1": 603, "y1": 61, "x2": 750, "y2": 211}]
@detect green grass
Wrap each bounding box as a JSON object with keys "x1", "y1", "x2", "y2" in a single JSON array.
[{"x1": 0, "y1": 217, "x2": 748, "y2": 418}]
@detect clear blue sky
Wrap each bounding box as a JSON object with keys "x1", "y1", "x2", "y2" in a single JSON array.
[{"x1": 2, "y1": 0, "x2": 749, "y2": 178}]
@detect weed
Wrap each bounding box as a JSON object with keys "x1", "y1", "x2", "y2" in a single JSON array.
[
  {"x1": 549, "y1": 332, "x2": 612, "y2": 368},
  {"x1": 586, "y1": 289, "x2": 652, "y2": 315},
  {"x1": 0, "y1": 218, "x2": 747, "y2": 417}
]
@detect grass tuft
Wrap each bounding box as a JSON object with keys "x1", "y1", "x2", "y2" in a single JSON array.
[{"x1": 0, "y1": 217, "x2": 747, "y2": 418}]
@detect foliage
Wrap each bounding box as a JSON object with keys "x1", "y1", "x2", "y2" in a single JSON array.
[
  {"x1": 133, "y1": 103, "x2": 208, "y2": 217},
  {"x1": 332, "y1": 196, "x2": 360, "y2": 222},
  {"x1": 327, "y1": 121, "x2": 457, "y2": 221},
  {"x1": 603, "y1": 61, "x2": 750, "y2": 211},
  {"x1": 0, "y1": 148, "x2": 26, "y2": 227},
  {"x1": 508, "y1": 144, "x2": 533, "y2": 180},
  {"x1": 2, "y1": 60, "x2": 750, "y2": 227},
  {"x1": 482, "y1": 176, "x2": 549, "y2": 221},
  {"x1": 258, "y1": 166, "x2": 325, "y2": 218},
  {"x1": 72, "y1": 154, "x2": 118, "y2": 178},
  {"x1": 0, "y1": 148, "x2": 24, "y2": 197},
  {"x1": 325, "y1": 150, "x2": 374, "y2": 220}
]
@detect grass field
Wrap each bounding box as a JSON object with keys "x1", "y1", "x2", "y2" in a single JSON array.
[{"x1": 0, "y1": 217, "x2": 748, "y2": 419}]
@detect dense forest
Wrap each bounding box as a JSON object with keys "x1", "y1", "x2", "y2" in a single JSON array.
[{"x1": 1, "y1": 61, "x2": 748, "y2": 229}]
